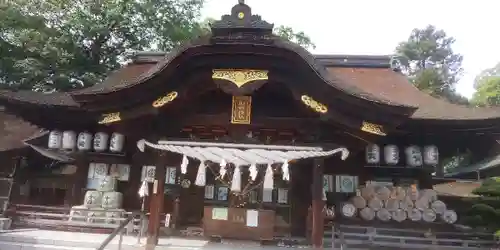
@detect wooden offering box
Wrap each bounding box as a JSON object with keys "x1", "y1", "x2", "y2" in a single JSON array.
[{"x1": 203, "y1": 206, "x2": 275, "y2": 240}]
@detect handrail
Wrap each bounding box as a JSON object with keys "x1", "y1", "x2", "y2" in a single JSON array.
[{"x1": 96, "y1": 212, "x2": 141, "y2": 250}]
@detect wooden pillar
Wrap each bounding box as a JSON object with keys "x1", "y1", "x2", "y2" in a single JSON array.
[
  {"x1": 68, "y1": 156, "x2": 89, "y2": 206},
  {"x1": 311, "y1": 158, "x2": 324, "y2": 249},
  {"x1": 146, "y1": 151, "x2": 167, "y2": 250}
]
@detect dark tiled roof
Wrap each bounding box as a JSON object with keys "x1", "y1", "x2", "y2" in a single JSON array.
[
  {"x1": 330, "y1": 67, "x2": 500, "y2": 120},
  {"x1": 0, "y1": 91, "x2": 78, "y2": 107},
  {"x1": 0, "y1": 109, "x2": 41, "y2": 151}
]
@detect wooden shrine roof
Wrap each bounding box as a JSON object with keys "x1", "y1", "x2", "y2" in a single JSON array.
[
  {"x1": 0, "y1": 53, "x2": 499, "y2": 121},
  {"x1": 0, "y1": 108, "x2": 41, "y2": 152}
]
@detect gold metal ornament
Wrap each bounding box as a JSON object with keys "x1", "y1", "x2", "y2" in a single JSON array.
[
  {"x1": 212, "y1": 69, "x2": 268, "y2": 88},
  {"x1": 361, "y1": 121, "x2": 386, "y2": 136},
  {"x1": 152, "y1": 91, "x2": 178, "y2": 108},
  {"x1": 300, "y1": 95, "x2": 328, "y2": 113},
  {"x1": 231, "y1": 96, "x2": 252, "y2": 124},
  {"x1": 238, "y1": 12, "x2": 245, "y2": 19},
  {"x1": 98, "y1": 112, "x2": 121, "y2": 124}
]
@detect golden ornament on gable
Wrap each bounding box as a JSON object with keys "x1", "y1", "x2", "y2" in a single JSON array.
[
  {"x1": 300, "y1": 95, "x2": 328, "y2": 113},
  {"x1": 361, "y1": 121, "x2": 386, "y2": 136},
  {"x1": 98, "y1": 112, "x2": 121, "y2": 124},
  {"x1": 152, "y1": 91, "x2": 178, "y2": 108},
  {"x1": 212, "y1": 69, "x2": 268, "y2": 88}
]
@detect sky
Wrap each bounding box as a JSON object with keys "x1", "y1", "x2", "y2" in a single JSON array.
[{"x1": 201, "y1": 0, "x2": 500, "y2": 98}]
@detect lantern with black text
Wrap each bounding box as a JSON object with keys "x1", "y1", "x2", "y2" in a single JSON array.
[
  {"x1": 423, "y1": 145, "x2": 439, "y2": 165},
  {"x1": 109, "y1": 133, "x2": 125, "y2": 153},
  {"x1": 48, "y1": 131, "x2": 62, "y2": 149},
  {"x1": 365, "y1": 144, "x2": 380, "y2": 164},
  {"x1": 405, "y1": 145, "x2": 423, "y2": 167},
  {"x1": 77, "y1": 132, "x2": 93, "y2": 151},
  {"x1": 93, "y1": 132, "x2": 109, "y2": 152},
  {"x1": 384, "y1": 145, "x2": 399, "y2": 165},
  {"x1": 62, "y1": 131, "x2": 77, "y2": 150}
]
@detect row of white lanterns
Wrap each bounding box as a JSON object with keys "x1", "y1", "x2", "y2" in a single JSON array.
[
  {"x1": 365, "y1": 144, "x2": 438, "y2": 166},
  {"x1": 48, "y1": 131, "x2": 125, "y2": 153}
]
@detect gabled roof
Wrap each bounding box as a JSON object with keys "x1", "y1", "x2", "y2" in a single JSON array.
[{"x1": 0, "y1": 108, "x2": 41, "y2": 152}]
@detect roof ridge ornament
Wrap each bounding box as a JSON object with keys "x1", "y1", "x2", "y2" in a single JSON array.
[{"x1": 210, "y1": 0, "x2": 274, "y2": 35}]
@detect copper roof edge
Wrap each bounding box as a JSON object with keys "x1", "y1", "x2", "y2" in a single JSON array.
[{"x1": 128, "y1": 51, "x2": 394, "y2": 68}]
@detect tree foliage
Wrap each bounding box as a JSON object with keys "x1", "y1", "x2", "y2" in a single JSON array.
[
  {"x1": 471, "y1": 63, "x2": 500, "y2": 107},
  {"x1": 0, "y1": 0, "x2": 314, "y2": 92},
  {"x1": 396, "y1": 25, "x2": 468, "y2": 105},
  {"x1": 464, "y1": 177, "x2": 500, "y2": 234}
]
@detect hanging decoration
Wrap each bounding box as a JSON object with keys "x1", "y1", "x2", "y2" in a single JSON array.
[
  {"x1": 384, "y1": 145, "x2": 399, "y2": 165},
  {"x1": 195, "y1": 162, "x2": 207, "y2": 186},
  {"x1": 263, "y1": 164, "x2": 274, "y2": 190},
  {"x1": 231, "y1": 165, "x2": 242, "y2": 192},
  {"x1": 48, "y1": 130, "x2": 62, "y2": 149},
  {"x1": 138, "y1": 180, "x2": 149, "y2": 198},
  {"x1": 249, "y1": 164, "x2": 258, "y2": 181},
  {"x1": 219, "y1": 159, "x2": 227, "y2": 178},
  {"x1": 93, "y1": 132, "x2": 109, "y2": 152},
  {"x1": 180, "y1": 155, "x2": 189, "y2": 174},
  {"x1": 109, "y1": 133, "x2": 125, "y2": 153},
  {"x1": 62, "y1": 131, "x2": 77, "y2": 150},
  {"x1": 281, "y1": 161, "x2": 290, "y2": 181},
  {"x1": 405, "y1": 146, "x2": 423, "y2": 167},
  {"x1": 365, "y1": 144, "x2": 380, "y2": 164},
  {"x1": 423, "y1": 145, "x2": 439, "y2": 165},
  {"x1": 77, "y1": 132, "x2": 92, "y2": 151}
]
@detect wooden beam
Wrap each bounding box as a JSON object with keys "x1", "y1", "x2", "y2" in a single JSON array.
[
  {"x1": 311, "y1": 158, "x2": 324, "y2": 248},
  {"x1": 146, "y1": 151, "x2": 167, "y2": 249}
]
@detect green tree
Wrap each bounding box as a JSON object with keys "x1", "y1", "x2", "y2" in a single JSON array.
[
  {"x1": 1, "y1": 1, "x2": 315, "y2": 92},
  {"x1": 396, "y1": 25, "x2": 468, "y2": 105},
  {"x1": 274, "y1": 25, "x2": 316, "y2": 50},
  {"x1": 464, "y1": 177, "x2": 500, "y2": 235},
  {"x1": 471, "y1": 63, "x2": 500, "y2": 107}
]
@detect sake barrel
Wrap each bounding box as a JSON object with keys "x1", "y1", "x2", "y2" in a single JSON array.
[
  {"x1": 408, "y1": 208, "x2": 422, "y2": 221},
  {"x1": 441, "y1": 210, "x2": 458, "y2": 224},
  {"x1": 368, "y1": 197, "x2": 383, "y2": 211},
  {"x1": 421, "y1": 189, "x2": 438, "y2": 202},
  {"x1": 341, "y1": 203, "x2": 356, "y2": 218},
  {"x1": 93, "y1": 132, "x2": 109, "y2": 152},
  {"x1": 385, "y1": 198, "x2": 400, "y2": 211},
  {"x1": 61, "y1": 131, "x2": 77, "y2": 149},
  {"x1": 422, "y1": 209, "x2": 437, "y2": 222},
  {"x1": 406, "y1": 186, "x2": 419, "y2": 201},
  {"x1": 360, "y1": 207, "x2": 375, "y2": 221},
  {"x1": 392, "y1": 209, "x2": 407, "y2": 222},
  {"x1": 393, "y1": 186, "x2": 406, "y2": 200},
  {"x1": 77, "y1": 132, "x2": 93, "y2": 151},
  {"x1": 101, "y1": 191, "x2": 123, "y2": 209},
  {"x1": 376, "y1": 208, "x2": 391, "y2": 221},
  {"x1": 376, "y1": 186, "x2": 391, "y2": 201},
  {"x1": 415, "y1": 197, "x2": 429, "y2": 211},
  {"x1": 351, "y1": 196, "x2": 367, "y2": 209},
  {"x1": 431, "y1": 200, "x2": 447, "y2": 214},
  {"x1": 399, "y1": 196, "x2": 414, "y2": 211},
  {"x1": 97, "y1": 176, "x2": 117, "y2": 192},
  {"x1": 360, "y1": 185, "x2": 376, "y2": 200},
  {"x1": 109, "y1": 133, "x2": 125, "y2": 153},
  {"x1": 48, "y1": 130, "x2": 62, "y2": 149},
  {"x1": 83, "y1": 190, "x2": 103, "y2": 208}
]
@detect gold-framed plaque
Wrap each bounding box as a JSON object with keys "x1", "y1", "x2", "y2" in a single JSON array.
[{"x1": 231, "y1": 96, "x2": 252, "y2": 124}]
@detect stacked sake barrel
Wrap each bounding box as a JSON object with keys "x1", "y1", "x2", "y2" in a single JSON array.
[{"x1": 340, "y1": 185, "x2": 458, "y2": 224}]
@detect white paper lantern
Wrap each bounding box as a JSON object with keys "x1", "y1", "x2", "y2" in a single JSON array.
[
  {"x1": 365, "y1": 144, "x2": 380, "y2": 164},
  {"x1": 384, "y1": 145, "x2": 399, "y2": 165},
  {"x1": 109, "y1": 133, "x2": 125, "y2": 153},
  {"x1": 405, "y1": 145, "x2": 423, "y2": 167},
  {"x1": 423, "y1": 145, "x2": 439, "y2": 165},
  {"x1": 77, "y1": 132, "x2": 93, "y2": 151},
  {"x1": 62, "y1": 131, "x2": 77, "y2": 150},
  {"x1": 48, "y1": 130, "x2": 62, "y2": 149},
  {"x1": 93, "y1": 132, "x2": 109, "y2": 152}
]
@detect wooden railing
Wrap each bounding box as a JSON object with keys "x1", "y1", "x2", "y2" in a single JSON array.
[
  {"x1": 327, "y1": 225, "x2": 497, "y2": 249},
  {"x1": 6, "y1": 204, "x2": 150, "y2": 234}
]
